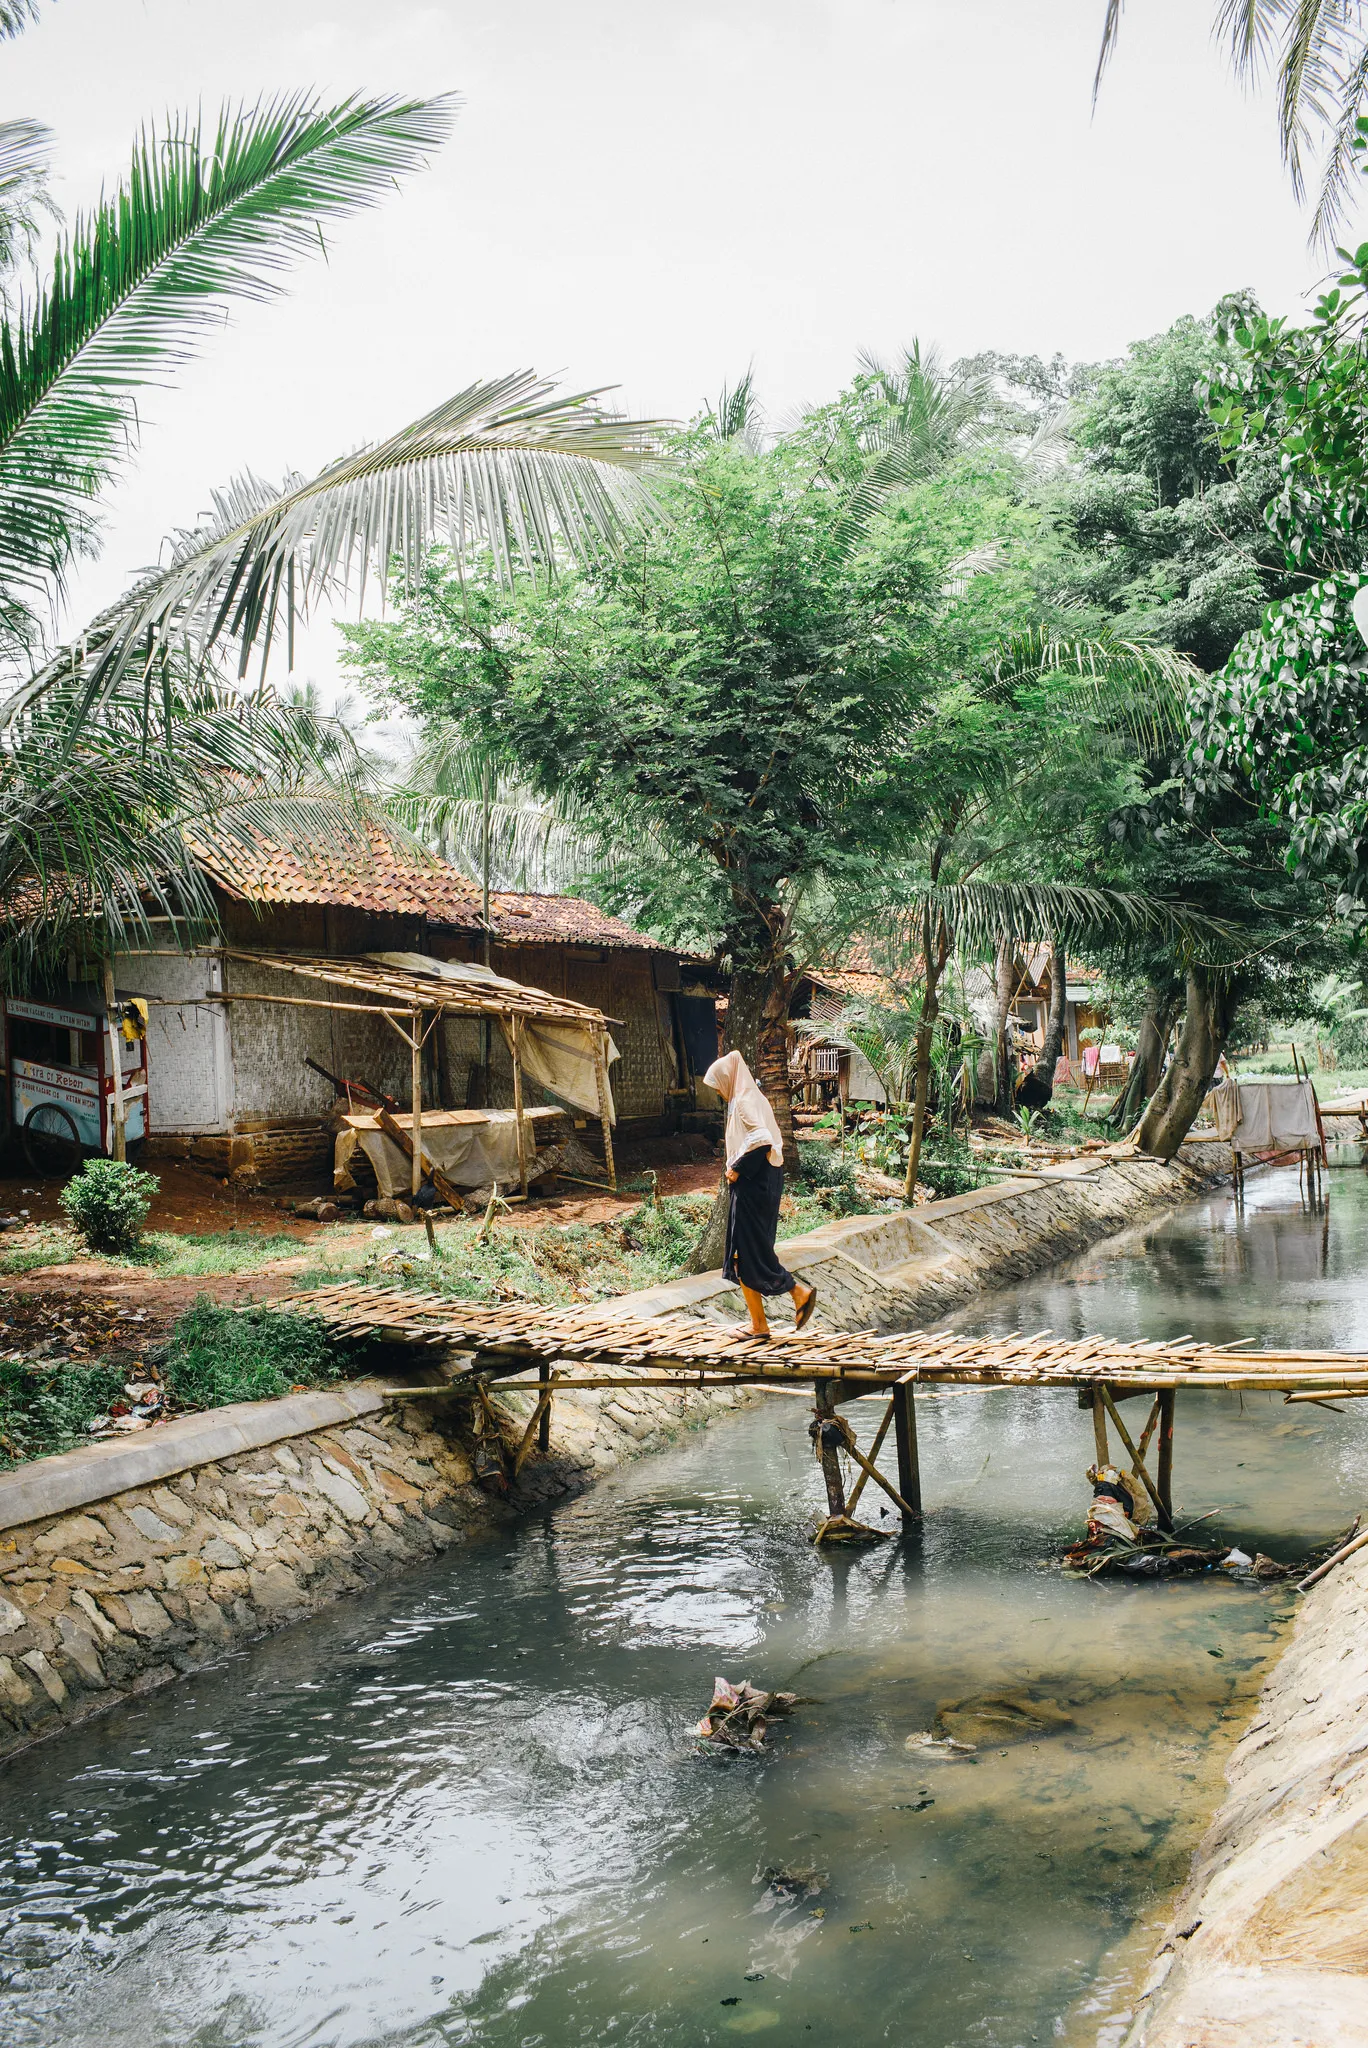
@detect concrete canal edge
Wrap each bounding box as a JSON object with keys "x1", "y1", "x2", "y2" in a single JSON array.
[
  {"x1": 0, "y1": 1140, "x2": 1234, "y2": 1760},
  {"x1": 1123, "y1": 1539, "x2": 1368, "y2": 2047}
]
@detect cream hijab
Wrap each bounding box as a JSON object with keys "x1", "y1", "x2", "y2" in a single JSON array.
[{"x1": 704, "y1": 1051, "x2": 785, "y2": 1170}]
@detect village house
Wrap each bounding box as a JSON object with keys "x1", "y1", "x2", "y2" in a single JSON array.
[{"x1": 88, "y1": 833, "x2": 697, "y2": 1181}]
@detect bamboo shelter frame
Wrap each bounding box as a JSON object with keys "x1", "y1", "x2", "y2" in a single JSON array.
[
  {"x1": 215, "y1": 950, "x2": 621, "y2": 1194},
  {"x1": 261, "y1": 1281, "x2": 1368, "y2": 1540}
]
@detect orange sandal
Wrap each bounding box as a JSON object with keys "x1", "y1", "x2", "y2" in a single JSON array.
[{"x1": 795, "y1": 1284, "x2": 818, "y2": 1330}]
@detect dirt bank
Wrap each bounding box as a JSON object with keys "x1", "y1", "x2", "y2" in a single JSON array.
[{"x1": 1122, "y1": 1540, "x2": 1368, "y2": 2046}]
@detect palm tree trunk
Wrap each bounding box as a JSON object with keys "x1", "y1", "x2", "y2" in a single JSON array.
[
  {"x1": 1136, "y1": 968, "x2": 1234, "y2": 1160},
  {"x1": 1016, "y1": 941, "x2": 1067, "y2": 1110},
  {"x1": 976, "y1": 932, "x2": 1017, "y2": 1112},
  {"x1": 1105, "y1": 985, "x2": 1174, "y2": 1131}
]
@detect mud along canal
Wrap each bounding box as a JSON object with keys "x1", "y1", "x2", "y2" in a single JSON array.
[{"x1": 1, "y1": 1162, "x2": 1366, "y2": 2048}]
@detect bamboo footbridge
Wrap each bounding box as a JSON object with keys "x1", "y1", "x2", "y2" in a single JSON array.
[{"x1": 267, "y1": 1280, "x2": 1368, "y2": 1541}]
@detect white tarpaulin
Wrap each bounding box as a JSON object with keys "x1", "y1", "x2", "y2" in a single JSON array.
[
  {"x1": 1208, "y1": 1075, "x2": 1322, "y2": 1154},
  {"x1": 335, "y1": 1106, "x2": 570, "y2": 1197},
  {"x1": 366, "y1": 953, "x2": 619, "y2": 1121}
]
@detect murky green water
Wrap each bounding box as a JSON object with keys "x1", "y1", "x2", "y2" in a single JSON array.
[{"x1": 2, "y1": 1164, "x2": 1367, "y2": 2048}]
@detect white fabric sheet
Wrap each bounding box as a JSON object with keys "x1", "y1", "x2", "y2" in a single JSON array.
[
  {"x1": 334, "y1": 1106, "x2": 569, "y2": 1196},
  {"x1": 1210, "y1": 1075, "x2": 1322, "y2": 1154}
]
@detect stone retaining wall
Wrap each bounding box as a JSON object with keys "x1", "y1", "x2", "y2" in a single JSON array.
[
  {"x1": 0, "y1": 1371, "x2": 746, "y2": 1757},
  {"x1": 1121, "y1": 1539, "x2": 1368, "y2": 2046},
  {"x1": 0, "y1": 1139, "x2": 1233, "y2": 1762}
]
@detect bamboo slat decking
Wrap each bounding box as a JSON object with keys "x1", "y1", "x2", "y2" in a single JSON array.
[{"x1": 264, "y1": 1280, "x2": 1368, "y2": 1397}]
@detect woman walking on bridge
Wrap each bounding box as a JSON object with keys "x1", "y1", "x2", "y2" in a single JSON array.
[{"x1": 704, "y1": 1052, "x2": 818, "y2": 1339}]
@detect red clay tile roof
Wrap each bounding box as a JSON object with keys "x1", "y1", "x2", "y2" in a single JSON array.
[
  {"x1": 194, "y1": 825, "x2": 487, "y2": 927},
  {"x1": 486, "y1": 888, "x2": 668, "y2": 950},
  {"x1": 194, "y1": 830, "x2": 667, "y2": 949}
]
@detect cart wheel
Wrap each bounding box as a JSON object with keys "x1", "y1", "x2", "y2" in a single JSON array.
[{"x1": 22, "y1": 1102, "x2": 82, "y2": 1180}]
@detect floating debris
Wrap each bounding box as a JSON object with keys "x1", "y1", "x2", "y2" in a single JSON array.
[
  {"x1": 757, "y1": 1864, "x2": 827, "y2": 1906},
  {"x1": 904, "y1": 1732, "x2": 978, "y2": 1761},
  {"x1": 694, "y1": 1677, "x2": 796, "y2": 1752}
]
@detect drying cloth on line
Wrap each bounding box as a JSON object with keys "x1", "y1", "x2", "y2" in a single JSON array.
[
  {"x1": 334, "y1": 1106, "x2": 570, "y2": 1197},
  {"x1": 1210, "y1": 1075, "x2": 1321, "y2": 1153},
  {"x1": 366, "y1": 952, "x2": 620, "y2": 1121}
]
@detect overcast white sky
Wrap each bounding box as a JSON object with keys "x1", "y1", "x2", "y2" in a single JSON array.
[{"x1": 5, "y1": 0, "x2": 1345, "y2": 691}]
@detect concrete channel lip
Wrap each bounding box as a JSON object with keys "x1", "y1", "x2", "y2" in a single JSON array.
[{"x1": 0, "y1": 1382, "x2": 392, "y2": 1535}]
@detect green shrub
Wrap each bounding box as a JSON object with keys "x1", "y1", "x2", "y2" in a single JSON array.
[
  {"x1": 164, "y1": 1299, "x2": 340, "y2": 1409},
  {"x1": 58, "y1": 1158, "x2": 159, "y2": 1254},
  {"x1": 797, "y1": 1141, "x2": 862, "y2": 1213},
  {"x1": 0, "y1": 1359, "x2": 130, "y2": 1467}
]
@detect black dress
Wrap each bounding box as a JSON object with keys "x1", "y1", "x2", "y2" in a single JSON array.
[{"x1": 724, "y1": 1142, "x2": 796, "y2": 1296}]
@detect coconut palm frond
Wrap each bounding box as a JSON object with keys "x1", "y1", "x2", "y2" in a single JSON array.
[
  {"x1": 0, "y1": 675, "x2": 387, "y2": 979},
  {"x1": 0, "y1": 91, "x2": 457, "y2": 623},
  {"x1": 829, "y1": 342, "x2": 992, "y2": 561},
  {"x1": 704, "y1": 365, "x2": 764, "y2": 447},
  {"x1": 2, "y1": 373, "x2": 664, "y2": 724},
  {"x1": 989, "y1": 627, "x2": 1196, "y2": 751},
  {"x1": 0, "y1": 120, "x2": 57, "y2": 287},
  {"x1": 1093, "y1": 0, "x2": 1128, "y2": 100},
  {"x1": 1214, "y1": 0, "x2": 1289, "y2": 74},
  {"x1": 0, "y1": 0, "x2": 44, "y2": 38},
  {"x1": 866, "y1": 879, "x2": 1229, "y2": 958}
]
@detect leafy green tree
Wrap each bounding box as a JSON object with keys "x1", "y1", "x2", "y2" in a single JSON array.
[{"x1": 1045, "y1": 314, "x2": 1291, "y2": 675}]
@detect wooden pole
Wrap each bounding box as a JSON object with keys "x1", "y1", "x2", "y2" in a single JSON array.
[
  {"x1": 538, "y1": 1359, "x2": 551, "y2": 1454},
  {"x1": 814, "y1": 1384, "x2": 849, "y2": 1523},
  {"x1": 892, "y1": 1379, "x2": 922, "y2": 1526},
  {"x1": 101, "y1": 959, "x2": 127, "y2": 1162},
  {"x1": 1099, "y1": 1384, "x2": 1171, "y2": 1531},
  {"x1": 1091, "y1": 1384, "x2": 1109, "y2": 1466},
  {"x1": 1156, "y1": 1388, "x2": 1176, "y2": 1526},
  {"x1": 845, "y1": 1394, "x2": 897, "y2": 1515},
  {"x1": 595, "y1": 1031, "x2": 616, "y2": 1191},
  {"x1": 511, "y1": 1016, "x2": 529, "y2": 1199},
  {"x1": 410, "y1": 1010, "x2": 423, "y2": 1199}
]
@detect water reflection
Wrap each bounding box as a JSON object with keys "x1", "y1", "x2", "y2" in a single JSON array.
[{"x1": 0, "y1": 1165, "x2": 1364, "y2": 2047}]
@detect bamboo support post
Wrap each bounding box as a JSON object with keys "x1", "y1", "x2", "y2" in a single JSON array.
[
  {"x1": 1099, "y1": 1384, "x2": 1172, "y2": 1531},
  {"x1": 538, "y1": 1359, "x2": 551, "y2": 1454},
  {"x1": 1156, "y1": 1387, "x2": 1176, "y2": 1525},
  {"x1": 1091, "y1": 1384, "x2": 1109, "y2": 1466},
  {"x1": 813, "y1": 1384, "x2": 849, "y2": 1525},
  {"x1": 410, "y1": 1010, "x2": 423, "y2": 1198},
  {"x1": 511, "y1": 1016, "x2": 529, "y2": 1199},
  {"x1": 892, "y1": 1377, "x2": 922, "y2": 1527},
  {"x1": 839, "y1": 1426, "x2": 918, "y2": 1522},
  {"x1": 845, "y1": 1394, "x2": 897, "y2": 1515},
  {"x1": 595, "y1": 1031, "x2": 616, "y2": 1191},
  {"x1": 102, "y1": 960, "x2": 127, "y2": 1162}
]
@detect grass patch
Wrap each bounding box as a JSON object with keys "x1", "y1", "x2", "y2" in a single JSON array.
[
  {"x1": 163, "y1": 1299, "x2": 342, "y2": 1408},
  {"x1": 138, "y1": 1230, "x2": 314, "y2": 1277}
]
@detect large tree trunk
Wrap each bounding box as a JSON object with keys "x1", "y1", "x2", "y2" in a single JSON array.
[
  {"x1": 1136, "y1": 968, "x2": 1234, "y2": 1160},
  {"x1": 685, "y1": 947, "x2": 796, "y2": 1277},
  {"x1": 1017, "y1": 941, "x2": 1067, "y2": 1110},
  {"x1": 975, "y1": 933, "x2": 1018, "y2": 1114},
  {"x1": 1105, "y1": 985, "x2": 1175, "y2": 1131}
]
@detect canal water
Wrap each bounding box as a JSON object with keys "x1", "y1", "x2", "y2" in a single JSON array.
[{"x1": 2, "y1": 1164, "x2": 1367, "y2": 2048}]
